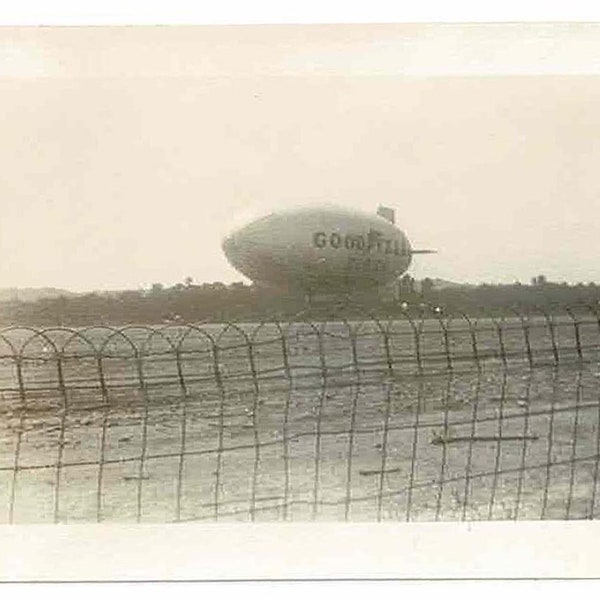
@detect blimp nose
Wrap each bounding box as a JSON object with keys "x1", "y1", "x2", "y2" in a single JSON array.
[
  {"x1": 222, "y1": 232, "x2": 243, "y2": 264},
  {"x1": 222, "y1": 233, "x2": 235, "y2": 257}
]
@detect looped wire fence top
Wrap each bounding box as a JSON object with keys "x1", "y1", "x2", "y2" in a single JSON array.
[{"x1": 0, "y1": 304, "x2": 599, "y2": 523}]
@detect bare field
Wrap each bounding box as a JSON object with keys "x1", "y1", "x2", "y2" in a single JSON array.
[{"x1": 0, "y1": 315, "x2": 599, "y2": 522}]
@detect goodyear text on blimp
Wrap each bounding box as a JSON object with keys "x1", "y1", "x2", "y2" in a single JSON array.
[{"x1": 312, "y1": 229, "x2": 408, "y2": 255}]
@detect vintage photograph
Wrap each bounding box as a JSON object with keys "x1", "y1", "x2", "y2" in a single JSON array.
[{"x1": 1, "y1": 23, "x2": 600, "y2": 526}]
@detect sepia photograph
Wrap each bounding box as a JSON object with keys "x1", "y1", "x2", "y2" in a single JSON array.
[{"x1": 2, "y1": 15, "x2": 600, "y2": 581}]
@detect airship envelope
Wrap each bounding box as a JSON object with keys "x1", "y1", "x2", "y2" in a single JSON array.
[{"x1": 222, "y1": 205, "x2": 428, "y2": 293}]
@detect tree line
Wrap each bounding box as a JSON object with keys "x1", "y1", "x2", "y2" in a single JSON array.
[{"x1": 0, "y1": 275, "x2": 599, "y2": 326}]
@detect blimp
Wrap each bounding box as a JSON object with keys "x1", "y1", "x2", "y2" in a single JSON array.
[{"x1": 222, "y1": 205, "x2": 434, "y2": 296}]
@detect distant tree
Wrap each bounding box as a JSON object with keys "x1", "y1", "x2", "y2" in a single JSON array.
[
  {"x1": 184, "y1": 276, "x2": 194, "y2": 288},
  {"x1": 151, "y1": 283, "x2": 164, "y2": 293},
  {"x1": 531, "y1": 274, "x2": 547, "y2": 287}
]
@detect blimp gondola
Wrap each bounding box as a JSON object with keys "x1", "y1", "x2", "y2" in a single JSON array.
[{"x1": 222, "y1": 205, "x2": 434, "y2": 295}]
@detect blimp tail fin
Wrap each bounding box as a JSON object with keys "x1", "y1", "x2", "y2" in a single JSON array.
[{"x1": 377, "y1": 205, "x2": 395, "y2": 224}]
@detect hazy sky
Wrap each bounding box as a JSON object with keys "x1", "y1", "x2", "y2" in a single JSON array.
[{"x1": 2, "y1": 24, "x2": 600, "y2": 291}]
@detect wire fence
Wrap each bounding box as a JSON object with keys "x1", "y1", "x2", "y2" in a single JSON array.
[{"x1": 1, "y1": 304, "x2": 600, "y2": 522}]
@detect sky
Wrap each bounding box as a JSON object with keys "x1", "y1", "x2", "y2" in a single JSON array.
[{"x1": 1, "y1": 24, "x2": 600, "y2": 291}]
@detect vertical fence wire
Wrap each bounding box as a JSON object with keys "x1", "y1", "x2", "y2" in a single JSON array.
[
  {"x1": 95, "y1": 348, "x2": 110, "y2": 523},
  {"x1": 376, "y1": 381, "x2": 394, "y2": 522},
  {"x1": 134, "y1": 336, "x2": 150, "y2": 523},
  {"x1": 541, "y1": 368, "x2": 560, "y2": 520},
  {"x1": 278, "y1": 320, "x2": 293, "y2": 521},
  {"x1": 461, "y1": 312, "x2": 480, "y2": 372},
  {"x1": 343, "y1": 320, "x2": 361, "y2": 521},
  {"x1": 50, "y1": 336, "x2": 68, "y2": 524},
  {"x1": 9, "y1": 348, "x2": 26, "y2": 524},
  {"x1": 311, "y1": 321, "x2": 327, "y2": 521},
  {"x1": 541, "y1": 308, "x2": 559, "y2": 367},
  {"x1": 211, "y1": 334, "x2": 225, "y2": 522},
  {"x1": 514, "y1": 373, "x2": 533, "y2": 521},
  {"x1": 591, "y1": 382, "x2": 600, "y2": 519},
  {"x1": 405, "y1": 378, "x2": 423, "y2": 522},
  {"x1": 566, "y1": 371, "x2": 583, "y2": 520},
  {"x1": 174, "y1": 343, "x2": 188, "y2": 523},
  {"x1": 488, "y1": 371, "x2": 508, "y2": 520},
  {"x1": 435, "y1": 376, "x2": 453, "y2": 521},
  {"x1": 461, "y1": 374, "x2": 481, "y2": 521}
]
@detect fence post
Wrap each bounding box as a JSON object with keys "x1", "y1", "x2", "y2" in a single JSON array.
[
  {"x1": 435, "y1": 310, "x2": 453, "y2": 372},
  {"x1": 586, "y1": 302, "x2": 600, "y2": 336},
  {"x1": 274, "y1": 320, "x2": 292, "y2": 382},
  {"x1": 371, "y1": 312, "x2": 394, "y2": 378},
  {"x1": 490, "y1": 313, "x2": 508, "y2": 369},
  {"x1": 9, "y1": 351, "x2": 26, "y2": 524},
  {"x1": 404, "y1": 310, "x2": 423, "y2": 375},
  {"x1": 566, "y1": 306, "x2": 583, "y2": 361},
  {"x1": 461, "y1": 312, "x2": 480, "y2": 371},
  {"x1": 277, "y1": 319, "x2": 293, "y2": 521},
  {"x1": 510, "y1": 307, "x2": 533, "y2": 369},
  {"x1": 539, "y1": 307, "x2": 559, "y2": 366}
]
